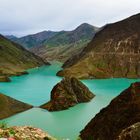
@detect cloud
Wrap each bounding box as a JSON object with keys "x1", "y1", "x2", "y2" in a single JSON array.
[{"x1": 0, "y1": 0, "x2": 140, "y2": 36}]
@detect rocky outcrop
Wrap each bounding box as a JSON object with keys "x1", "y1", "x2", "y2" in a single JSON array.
[
  {"x1": 0, "y1": 126, "x2": 56, "y2": 140},
  {"x1": 58, "y1": 13, "x2": 140, "y2": 79},
  {"x1": 80, "y1": 82, "x2": 140, "y2": 140},
  {"x1": 40, "y1": 77, "x2": 95, "y2": 111},
  {"x1": 0, "y1": 34, "x2": 49, "y2": 82},
  {"x1": 0, "y1": 93, "x2": 32, "y2": 119},
  {"x1": 116, "y1": 122, "x2": 140, "y2": 140}
]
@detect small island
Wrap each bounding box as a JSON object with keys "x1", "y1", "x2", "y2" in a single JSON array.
[{"x1": 40, "y1": 77, "x2": 95, "y2": 111}]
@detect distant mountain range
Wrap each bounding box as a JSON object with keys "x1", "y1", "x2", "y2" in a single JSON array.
[
  {"x1": 57, "y1": 13, "x2": 140, "y2": 78},
  {"x1": 6, "y1": 31, "x2": 58, "y2": 49},
  {"x1": 31, "y1": 23, "x2": 99, "y2": 62},
  {"x1": 0, "y1": 34, "x2": 48, "y2": 82},
  {"x1": 6, "y1": 23, "x2": 99, "y2": 62}
]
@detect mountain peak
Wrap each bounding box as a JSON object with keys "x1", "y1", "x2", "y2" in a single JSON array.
[{"x1": 75, "y1": 23, "x2": 98, "y2": 31}]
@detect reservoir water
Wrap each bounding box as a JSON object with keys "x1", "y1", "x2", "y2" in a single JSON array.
[{"x1": 0, "y1": 63, "x2": 139, "y2": 140}]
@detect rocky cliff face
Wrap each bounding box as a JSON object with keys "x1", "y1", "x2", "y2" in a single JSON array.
[
  {"x1": 0, "y1": 34, "x2": 49, "y2": 82},
  {"x1": 80, "y1": 82, "x2": 140, "y2": 140},
  {"x1": 40, "y1": 77, "x2": 95, "y2": 111},
  {"x1": 58, "y1": 13, "x2": 140, "y2": 79},
  {"x1": 0, "y1": 93, "x2": 32, "y2": 119},
  {"x1": 116, "y1": 122, "x2": 140, "y2": 140}
]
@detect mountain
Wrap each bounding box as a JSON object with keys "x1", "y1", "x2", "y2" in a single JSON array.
[
  {"x1": 80, "y1": 82, "x2": 140, "y2": 140},
  {"x1": 40, "y1": 77, "x2": 94, "y2": 111},
  {"x1": 0, "y1": 34, "x2": 48, "y2": 82},
  {"x1": 31, "y1": 23, "x2": 99, "y2": 62},
  {"x1": 5, "y1": 35, "x2": 18, "y2": 41},
  {"x1": 8, "y1": 31, "x2": 58, "y2": 49},
  {"x1": 43, "y1": 23, "x2": 98, "y2": 47},
  {"x1": 57, "y1": 13, "x2": 140, "y2": 78},
  {"x1": 0, "y1": 93, "x2": 32, "y2": 119}
]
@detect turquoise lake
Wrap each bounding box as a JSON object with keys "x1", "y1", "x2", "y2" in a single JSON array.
[{"x1": 0, "y1": 63, "x2": 139, "y2": 140}]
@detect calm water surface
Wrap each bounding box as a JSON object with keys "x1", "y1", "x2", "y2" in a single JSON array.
[{"x1": 0, "y1": 63, "x2": 139, "y2": 140}]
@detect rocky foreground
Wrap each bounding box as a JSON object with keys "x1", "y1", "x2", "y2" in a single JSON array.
[
  {"x1": 0, "y1": 126, "x2": 56, "y2": 140},
  {"x1": 80, "y1": 82, "x2": 140, "y2": 140},
  {"x1": 0, "y1": 93, "x2": 32, "y2": 119},
  {"x1": 116, "y1": 122, "x2": 140, "y2": 140},
  {"x1": 40, "y1": 77, "x2": 95, "y2": 111}
]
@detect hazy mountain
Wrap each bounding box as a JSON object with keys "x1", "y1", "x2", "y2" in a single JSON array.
[
  {"x1": 8, "y1": 31, "x2": 58, "y2": 49},
  {"x1": 80, "y1": 82, "x2": 140, "y2": 140},
  {"x1": 6, "y1": 35, "x2": 18, "y2": 41},
  {"x1": 43, "y1": 23, "x2": 99, "y2": 47},
  {"x1": 57, "y1": 13, "x2": 140, "y2": 78},
  {"x1": 31, "y1": 23, "x2": 99, "y2": 62}
]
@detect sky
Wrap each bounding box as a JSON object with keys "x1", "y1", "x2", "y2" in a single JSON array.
[{"x1": 0, "y1": 0, "x2": 140, "y2": 37}]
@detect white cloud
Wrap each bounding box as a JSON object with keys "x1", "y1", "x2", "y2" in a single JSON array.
[{"x1": 0, "y1": 0, "x2": 140, "y2": 36}]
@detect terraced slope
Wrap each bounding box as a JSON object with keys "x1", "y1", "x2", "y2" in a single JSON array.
[{"x1": 58, "y1": 13, "x2": 140, "y2": 79}]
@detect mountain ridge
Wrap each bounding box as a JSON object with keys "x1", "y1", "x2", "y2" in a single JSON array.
[
  {"x1": 0, "y1": 34, "x2": 49, "y2": 82},
  {"x1": 7, "y1": 31, "x2": 58, "y2": 49},
  {"x1": 57, "y1": 13, "x2": 140, "y2": 78}
]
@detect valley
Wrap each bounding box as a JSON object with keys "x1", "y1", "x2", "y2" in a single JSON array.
[
  {"x1": 0, "y1": 64, "x2": 139, "y2": 140},
  {"x1": 0, "y1": 11, "x2": 140, "y2": 140}
]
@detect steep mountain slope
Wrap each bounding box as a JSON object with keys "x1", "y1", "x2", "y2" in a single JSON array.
[
  {"x1": 9, "y1": 31, "x2": 58, "y2": 49},
  {"x1": 0, "y1": 34, "x2": 48, "y2": 81},
  {"x1": 57, "y1": 13, "x2": 140, "y2": 78},
  {"x1": 0, "y1": 93, "x2": 32, "y2": 119},
  {"x1": 44, "y1": 23, "x2": 98, "y2": 47},
  {"x1": 80, "y1": 82, "x2": 140, "y2": 140},
  {"x1": 31, "y1": 23, "x2": 99, "y2": 62}
]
